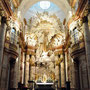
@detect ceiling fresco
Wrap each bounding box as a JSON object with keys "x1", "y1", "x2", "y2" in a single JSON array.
[{"x1": 24, "y1": 1, "x2": 65, "y2": 23}]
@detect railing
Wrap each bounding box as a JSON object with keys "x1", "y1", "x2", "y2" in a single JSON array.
[
  {"x1": 9, "y1": 43, "x2": 17, "y2": 52},
  {"x1": 71, "y1": 41, "x2": 85, "y2": 58},
  {"x1": 71, "y1": 41, "x2": 85, "y2": 52}
]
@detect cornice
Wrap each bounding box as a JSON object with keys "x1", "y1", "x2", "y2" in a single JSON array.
[
  {"x1": 49, "y1": 45, "x2": 63, "y2": 51},
  {"x1": 0, "y1": 0, "x2": 13, "y2": 17},
  {"x1": 26, "y1": 49, "x2": 35, "y2": 55},
  {"x1": 27, "y1": 45, "x2": 37, "y2": 50},
  {"x1": 12, "y1": 0, "x2": 19, "y2": 8},
  {"x1": 0, "y1": 0, "x2": 20, "y2": 22},
  {"x1": 67, "y1": 0, "x2": 88, "y2": 29},
  {"x1": 71, "y1": 0, "x2": 77, "y2": 8},
  {"x1": 71, "y1": 47, "x2": 85, "y2": 59},
  {"x1": 4, "y1": 43, "x2": 18, "y2": 59},
  {"x1": 76, "y1": 0, "x2": 88, "y2": 16},
  {"x1": 71, "y1": 41, "x2": 85, "y2": 59}
]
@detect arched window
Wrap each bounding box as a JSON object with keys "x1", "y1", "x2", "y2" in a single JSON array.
[
  {"x1": 71, "y1": 27, "x2": 79, "y2": 44},
  {"x1": 73, "y1": 27, "x2": 79, "y2": 44},
  {"x1": 11, "y1": 28, "x2": 16, "y2": 44}
]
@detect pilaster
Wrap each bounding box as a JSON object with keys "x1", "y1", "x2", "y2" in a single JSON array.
[
  {"x1": 83, "y1": 16, "x2": 90, "y2": 88},
  {"x1": 25, "y1": 55, "x2": 29, "y2": 87},
  {"x1": 0, "y1": 16, "x2": 7, "y2": 79},
  {"x1": 61, "y1": 61, "x2": 65, "y2": 87},
  {"x1": 55, "y1": 65, "x2": 60, "y2": 88}
]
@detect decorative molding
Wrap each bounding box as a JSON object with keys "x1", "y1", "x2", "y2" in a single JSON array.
[
  {"x1": 68, "y1": 0, "x2": 88, "y2": 29},
  {"x1": 71, "y1": 41, "x2": 85, "y2": 59},
  {"x1": 27, "y1": 45, "x2": 37, "y2": 50},
  {"x1": 49, "y1": 45, "x2": 63, "y2": 51},
  {"x1": 4, "y1": 40, "x2": 18, "y2": 60},
  {"x1": 71, "y1": 0, "x2": 77, "y2": 8},
  {"x1": 0, "y1": 0, "x2": 13, "y2": 17},
  {"x1": 76, "y1": 0, "x2": 88, "y2": 17},
  {"x1": 12, "y1": 0, "x2": 19, "y2": 8}
]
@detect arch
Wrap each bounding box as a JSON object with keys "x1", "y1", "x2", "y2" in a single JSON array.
[
  {"x1": 18, "y1": 0, "x2": 71, "y2": 18},
  {"x1": 11, "y1": 28, "x2": 16, "y2": 33}
]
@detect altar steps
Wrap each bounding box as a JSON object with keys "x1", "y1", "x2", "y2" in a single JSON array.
[{"x1": 35, "y1": 86, "x2": 55, "y2": 90}]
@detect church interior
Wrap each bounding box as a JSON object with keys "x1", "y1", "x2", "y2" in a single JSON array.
[{"x1": 0, "y1": 0, "x2": 90, "y2": 90}]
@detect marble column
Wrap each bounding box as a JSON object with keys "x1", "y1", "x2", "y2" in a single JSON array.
[
  {"x1": 0, "y1": 16, "x2": 1, "y2": 25},
  {"x1": 28, "y1": 62, "x2": 31, "y2": 82},
  {"x1": 88, "y1": 14, "x2": 90, "y2": 30},
  {"x1": 63, "y1": 50, "x2": 66, "y2": 87},
  {"x1": 65, "y1": 52, "x2": 68, "y2": 81},
  {"x1": 14, "y1": 57, "x2": 19, "y2": 88},
  {"x1": 59, "y1": 64, "x2": 61, "y2": 88},
  {"x1": 20, "y1": 49, "x2": 23, "y2": 83},
  {"x1": 13, "y1": 47, "x2": 21, "y2": 88},
  {"x1": 55, "y1": 65, "x2": 60, "y2": 88},
  {"x1": 25, "y1": 55, "x2": 29, "y2": 87},
  {"x1": 0, "y1": 16, "x2": 7, "y2": 78},
  {"x1": 61, "y1": 61, "x2": 65, "y2": 88},
  {"x1": 0, "y1": 24, "x2": 11, "y2": 89},
  {"x1": 22, "y1": 52, "x2": 25, "y2": 84},
  {"x1": 83, "y1": 16, "x2": 90, "y2": 88},
  {"x1": 23, "y1": 52, "x2": 26, "y2": 85}
]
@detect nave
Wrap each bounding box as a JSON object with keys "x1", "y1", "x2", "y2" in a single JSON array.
[{"x1": 0, "y1": 0, "x2": 90, "y2": 90}]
